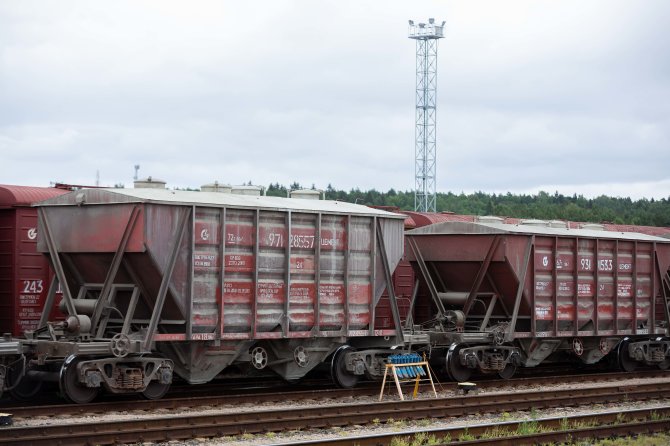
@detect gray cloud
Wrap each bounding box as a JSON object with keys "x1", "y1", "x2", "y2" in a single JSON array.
[{"x1": 1, "y1": 1, "x2": 668, "y2": 199}]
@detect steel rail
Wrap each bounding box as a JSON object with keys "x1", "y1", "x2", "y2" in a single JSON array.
[
  {"x1": 2, "y1": 380, "x2": 670, "y2": 445},
  {"x1": 291, "y1": 406, "x2": 670, "y2": 445},
  {"x1": 4, "y1": 369, "x2": 666, "y2": 418}
]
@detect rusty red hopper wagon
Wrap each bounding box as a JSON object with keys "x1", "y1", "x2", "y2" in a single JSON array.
[
  {"x1": 1, "y1": 188, "x2": 405, "y2": 402},
  {"x1": 405, "y1": 221, "x2": 670, "y2": 381}
]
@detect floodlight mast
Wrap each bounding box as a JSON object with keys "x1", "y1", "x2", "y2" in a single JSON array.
[{"x1": 408, "y1": 18, "x2": 444, "y2": 212}]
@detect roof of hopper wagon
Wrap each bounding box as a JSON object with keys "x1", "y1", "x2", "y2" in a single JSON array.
[
  {"x1": 36, "y1": 188, "x2": 405, "y2": 218},
  {"x1": 0, "y1": 184, "x2": 69, "y2": 207},
  {"x1": 408, "y1": 221, "x2": 670, "y2": 243}
]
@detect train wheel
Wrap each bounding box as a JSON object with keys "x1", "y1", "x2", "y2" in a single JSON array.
[
  {"x1": 617, "y1": 340, "x2": 637, "y2": 373},
  {"x1": 7, "y1": 362, "x2": 42, "y2": 401},
  {"x1": 60, "y1": 356, "x2": 98, "y2": 404},
  {"x1": 331, "y1": 346, "x2": 359, "y2": 389},
  {"x1": 497, "y1": 363, "x2": 516, "y2": 380},
  {"x1": 658, "y1": 359, "x2": 670, "y2": 370},
  {"x1": 446, "y1": 344, "x2": 472, "y2": 382},
  {"x1": 142, "y1": 381, "x2": 171, "y2": 400}
]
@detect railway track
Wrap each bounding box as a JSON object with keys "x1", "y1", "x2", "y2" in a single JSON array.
[
  {"x1": 290, "y1": 407, "x2": 670, "y2": 446},
  {"x1": 3, "y1": 369, "x2": 665, "y2": 418},
  {"x1": 2, "y1": 374, "x2": 669, "y2": 445}
]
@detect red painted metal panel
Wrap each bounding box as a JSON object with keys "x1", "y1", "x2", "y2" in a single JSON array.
[
  {"x1": 14, "y1": 208, "x2": 50, "y2": 334},
  {"x1": 180, "y1": 207, "x2": 388, "y2": 337},
  {"x1": 402, "y1": 211, "x2": 475, "y2": 228},
  {"x1": 0, "y1": 185, "x2": 67, "y2": 336},
  {"x1": 0, "y1": 209, "x2": 15, "y2": 334},
  {"x1": 376, "y1": 259, "x2": 414, "y2": 329},
  {"x1": 37, "y1": 204, "x2": 145, "y2": 253},
  {"x1": 36, "y1": 191, "x2": 405, "y2": 386},
  {"x1": 0, "y1": 184, "x2": 67, "y2": 208}
]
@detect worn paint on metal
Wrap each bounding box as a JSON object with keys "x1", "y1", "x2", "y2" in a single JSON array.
[
  {"x1": 0, "y1": 185, "x2": 67, "y2": 335},
  {"x1": 35, "y1": 189, "x2": 405, "y2": 383},
  {"x1": 407, "y1": 221, "x2": 670, "y2": 338}
]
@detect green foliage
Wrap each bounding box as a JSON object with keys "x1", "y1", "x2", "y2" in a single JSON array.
[
  {"x1": 390, "y1": 437, "x2": 411, "y2": 446},
  {"x1": 559, "y1": 417, "x2": 570, "y2": 431},
  {"x1": 481, "y1": 426, "x2": 511, "y2": 439},
  {"x1": 516, "y1": 419, "x2": 543, "y2": 436},
  {"x1": 458, "y1": 428, "x2": 475, "y2": 441},
  {"x1": 315, "y1": 185, "x2": 670, "y2": 227},
  {"x1": 409, "y1": 432, "x2": 440, "y2": 446},
  {"x1": 183, "y1": 180, "x2": 670, "y2": 226},
  {"x1": 266, "y1": 182, "x2": 289, "y2": 197}
]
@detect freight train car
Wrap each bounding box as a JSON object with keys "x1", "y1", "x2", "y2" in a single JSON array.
[
  {"x1": 3, "y1": 191, "x2": 670, "y2": 404},
  {"x1": 404, "y1": 220, "x2": 670, "y2": 380},
  {"x1": 0, "y1": 188, "x2": 406, "y2": 402},
  {"x1": 0, "y1": 185, "x2": 68, "y2": 336}
]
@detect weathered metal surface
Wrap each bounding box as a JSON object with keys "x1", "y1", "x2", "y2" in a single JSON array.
[
  {"x1": 39, "y1": 188, "x2": 400, "y2": 217},
  {"x1": 406, "y1": 221, "x2": 670, "y2": 339},
  {"x1": 402, "y1": 211, "x2": 670, "y2": 240},
  {"x1": 376, "y1": 261, "x2": 414, "y2": 329},
  {"x1": 387, "y1": 211, "x2": 670, "y2": 336},
  {"x1": 35, "y1": 188, "x2": 405, "y2": 383},
  {"x1": 0, "y1": 185, "x2": 67, "y2": 335},
  {"x1": 0, "y1": 185, "x2": 68, "y2": 208}
]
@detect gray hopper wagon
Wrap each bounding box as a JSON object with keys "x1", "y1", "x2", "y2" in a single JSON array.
[{"x1": 0, "y1": 188, "x2": 406, "y2": 403}]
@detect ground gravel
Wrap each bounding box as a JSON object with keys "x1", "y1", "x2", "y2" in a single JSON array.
[{"x1": 10, "y1": 375, "x2": 670, "y2": 445}]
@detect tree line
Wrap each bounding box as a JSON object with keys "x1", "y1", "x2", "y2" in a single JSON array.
[{"x1": 264, "y1": 183, "x2": 670, "y2": 227}]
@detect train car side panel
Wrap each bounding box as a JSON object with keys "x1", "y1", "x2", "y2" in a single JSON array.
[{"x1": 0, "y1": 185, "x2": 67, "y2": 336}]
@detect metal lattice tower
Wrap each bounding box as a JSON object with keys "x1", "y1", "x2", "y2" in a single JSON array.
[{"x1": 409, "y1": 18, "x2": 444, "y2": 212}]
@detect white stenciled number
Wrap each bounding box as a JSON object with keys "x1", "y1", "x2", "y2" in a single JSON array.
[
  {"x1": 268, "y1": 233, "x2": 283, "y2": 247},
  {"x1": 288, "y1": 234, "x2": 315, "y2": 249},
  {"x1": 22, "y1": 280, "x2": 44, "y2": 294},
  {"x1": 580, "y1": 258, "x2": 592, "y2": 270},
  {"x1": 598, "y1": 259, "x2": 613, "y2": 271}
]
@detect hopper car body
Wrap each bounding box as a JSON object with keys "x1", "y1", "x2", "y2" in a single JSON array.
[
  {"x1": 405, "y1": 221, "x2": 670, "y2": 380},
  {"x1": 1, "y1": 188, "x2": 406, "y2": 402}
]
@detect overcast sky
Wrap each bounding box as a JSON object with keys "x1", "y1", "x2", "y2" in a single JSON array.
[{"x1": 1, "y1": 1, "x2": 669, "y2": 199}]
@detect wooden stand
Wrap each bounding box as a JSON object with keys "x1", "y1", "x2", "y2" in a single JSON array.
[{"x1": 378, "y1": 361, "x2": 438, "y2": 401}]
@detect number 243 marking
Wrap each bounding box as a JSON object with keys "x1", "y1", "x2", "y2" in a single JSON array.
[{"x1": 22, "y1": 280, "x2": 44, "y2": 294}]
